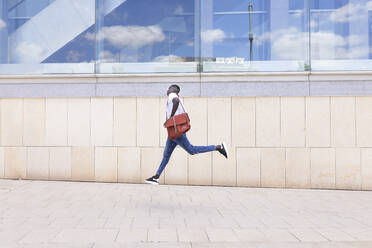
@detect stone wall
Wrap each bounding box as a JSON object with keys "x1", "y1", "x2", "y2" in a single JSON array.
[{"x1": 0, "y1": 96, "x2": 371, "y2": 190}]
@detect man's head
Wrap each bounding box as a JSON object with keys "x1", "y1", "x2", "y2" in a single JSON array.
[{"x1": 167, "y1": 84, "x2": 180, "y2": 96}]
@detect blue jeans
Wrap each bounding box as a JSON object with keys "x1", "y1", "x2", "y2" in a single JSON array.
[{"x1": 156, "y1": 134, "x2": 216, "y2": 176}]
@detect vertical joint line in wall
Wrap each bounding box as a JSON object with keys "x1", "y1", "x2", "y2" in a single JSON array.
[
  {"x1": 89, "y1": 98, "x2": 92, "y2": 146},
  {"x1": 254, "y1": 97, "x2": 257, "y2": 147},
  {"x1": 304, "y1": 97, "x2": 306, "y2": 147},
  {"x1": 329, "y1": 97, "x2": 331, "y2": 147},
  {"x1": 22, "y1": 98, "x2": 24, "y2": 146},
  {"x1": 309, "y1": 148, "x2": 312, "y2": 187},
  {"x1": 67, "y1": 98, "x2": 70, "y2": 146},
  {"x1": 112, "y1": 97, "x2": 114, "y2": 146},
  {"x1": 279, "y1": 97, "x2": 282, "y2": 147},
  {"x1": 354, "y1": 97, "x2": 357, "y2": 147}
]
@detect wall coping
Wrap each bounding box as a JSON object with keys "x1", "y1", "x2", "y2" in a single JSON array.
[{"x1": 0, "y1": 71, "x2": 371, "y2": 84}]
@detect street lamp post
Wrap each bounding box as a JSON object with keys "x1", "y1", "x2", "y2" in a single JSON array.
[{"x1": 248, "y1": 3, "x2": 254, "y2": 61}]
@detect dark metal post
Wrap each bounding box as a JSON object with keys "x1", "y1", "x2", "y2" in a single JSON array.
[{"x1": 248, "y1": 3, "x2": 253, "y2": 61}]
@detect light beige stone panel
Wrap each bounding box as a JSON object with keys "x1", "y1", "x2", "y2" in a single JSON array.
[
  {"x1": 286, "y1": 148, "x2": 310, "y2": 188},
  {"x1": 71, "y1": 147, "x2": 95, "y2": 181},
  {"x1": 310, "y1": 148, "x2": 336, "y2": 189},
  {"x1": 4, "y1": 147, "x2": 27, "y2": 179},
  {"x1": 95, "y1": 147, "x2": 117, "y2": 182},
  {"x1": 27, "y1": 147, "x2": 49, "y2": 180},
  {"x1": 261, "y1": 148, "x2": 285, "y2": 188},
  {"x1": 91, "y1": 98, "x2": 113, "y2": 146},
  {"x1": 281, "y1": 97, "x2": 305, "y2": 147},
  {"x1": 118, "y1": 147, "x2": 140, "y2": 183},
  {"x1": 46, "y1": 98, "x2": 68, "y2": 146},
  {"x1": 164, "y1": 148, "x2": 188, "y2": 185},
  {"x1": 1, "y1": 99, "x2": 23, "y2": 146},
  {"x1": 361, "y1": 149, "x2": 372, "y2": 190},
  {"x1": 141, "y1": 148, "x2": 164, "y2": 183},
  {"x1": 159, "y1": 97, "x2": 168, "y2": 147},
  {"x1": 189, "y1": 153, "x2": 212, "y2": 185},
  {"x1": 183, "y1": 98, "x2": 208, "y2": 145},
  {"x1": 208, "y1": 98, "x2": 231, "y2": 145},
  {"x1": 236, "y1": 148, "x2": 260, "y2": 187},
  {"x1": 232, "y1": 97, "x2": 255, "y2": 147},
  {"x1": 356, "y1": 97, "x2": 372, "y2": 147},
  {"x1": 137, "y1": 98, "x2": 159, "y2": 147},
  {"x1": 331, "y1": 97, "x2": 356, "y2": 147},
  {"x1": 113, "y1": 98, "x2": 136, "y2": 146},
  {"x1": 336, "y1": 148, "x2": 361, "y2": 190},
  {"x1": 23, "y1": 98, "x2": 45, "y2": 146},
  {"x1": 0, "y1": 148, "x2": 4, "y2": 178},
  {"x1": 213, "y1": 146, "x2": 236, "y2": 186},
  {"x1": 306, "y1": 97, "x2": 330, "y2": 147},
  {"x1": 49, "y1": 147, "x2": 71, "y2": 180},
  {"x1": 256, "y1": 97, "x2": 280, "y2": 147},
  {"x1": 68, "y1": 98, "x2": 91, "y2": 146}
]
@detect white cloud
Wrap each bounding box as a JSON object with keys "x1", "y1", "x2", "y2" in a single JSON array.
[
  {"x1": 98, "y1": 50, "x2": 119, "y2": 63},
  {"x1": 201, "y1": 29, "x2": 226, "y2": 43},
  {"x1": 0, "y1": 19, "x2": 6, "y2": 29},
  {"x1": 256, "y1": 27, "x2": 369, "y2": 60},
  {"x1": 173, "y1": 6, "x2": 184, "y2": 15},
  {"x1": 87, "y1": 25, "x2": 165, "y2": 49},
  {"x1": 152, "y1": 54, "x2": 185, "y2": 62},
  {"x1": 329, "y1": 1, "x2": 372, "y2": 23},
  {"x1": 15, "y1": 42, "x2": 46, "y2": 63}
]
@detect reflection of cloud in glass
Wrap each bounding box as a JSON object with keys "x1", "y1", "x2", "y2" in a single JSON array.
[
  {"x1": 66, "y1": 51, "x2": 82, "y2": 63},
  {"x1": 257, "y1": 28, "x2": 369, "y2": 60},
  {"x1": 0, "y1": 19, "x2": 6, "y2": 29},
  {"x1": 329, "y1": 1, "x2": 372, "y2": 23},
  {"x1": 98, "y1": 50, "x2": 119, "y2": 63},
  {"x1": 86, "y1": 25, "x2": 165, "y2": 49},
  {"x1": 173, "y1": 5, "x2": 184, "y2": 15},
  {"x1": 15, "y1": 42, "x2": 46, "y2": 63},
  {"x1": 153, "y1": 54, "x2": 184, "y2": 62},
  {"x1": 201, "y1": 29, "x2": 226, "y2": 43}
]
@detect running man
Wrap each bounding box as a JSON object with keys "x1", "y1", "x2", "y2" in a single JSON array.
[{"x1": 145, "y1": 84, "x2": 228, "y2": 185}]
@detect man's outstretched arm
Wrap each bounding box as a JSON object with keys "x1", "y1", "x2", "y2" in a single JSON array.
[{"x1": 170, "y1": 97, "x2": 180, "y2": 117}]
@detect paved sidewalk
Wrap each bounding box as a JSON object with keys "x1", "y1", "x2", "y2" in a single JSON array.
[{"x1": 1, "y1": 180, "x2": 372, "y2": 248}]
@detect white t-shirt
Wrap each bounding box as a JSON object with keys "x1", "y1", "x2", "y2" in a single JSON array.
[{"x1": 166, "y1": 92, "x2": 185, "y2": 119}]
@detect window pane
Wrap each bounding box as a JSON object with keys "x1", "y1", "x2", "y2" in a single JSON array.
[
  {"x1": 311, "y1": 0, "x2": 372, "y2": 70},
  {"x1": 96, "y1": 0, "x2": 197, "y2": 74},
  {"x1": 0, "y1": 0, "x2": 95, "y2": 74},
  {"x1": 201, "y1": 0, "x2": 309, "y2": 72}
]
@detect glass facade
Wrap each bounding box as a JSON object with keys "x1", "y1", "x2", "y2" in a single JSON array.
[{"x1": 0, "y1": 0, "x2": 371, "y2": 74}]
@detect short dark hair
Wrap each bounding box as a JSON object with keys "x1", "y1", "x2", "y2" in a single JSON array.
[{"x1": 169, "y1": 84, "x2": 180, "y2": 93}]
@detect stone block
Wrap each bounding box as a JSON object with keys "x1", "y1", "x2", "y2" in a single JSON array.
[
  {"x1": 95, "y1": 147, "x2": 118, "y2": 182},
  {"x1": 118, "y1": 147, "x2": 141, "y2": 183},
  {"x1": 68, "y1": 98, "x2": 90, "y2": 146},
  {"x1": 356, "y1": 97, "x2": 372, "y2": 147},
  {"x1": 159, "y1": 97, "x2": 168, "y2": 147},
  {"x1": 361, "y1": 149, "x2": 372, "y2": 190},
  {"x1": 91, "y1": 98, "x2": 113, "y2": 146},
  {"x1": 46, "y1": 98, "x2": 68, "y2": 146},
  {"x1": 0, "y1": 148, "x2": 4, "y2": 178},
  {"x1": 306, "y1": 97, "x2": 330, "y2": 147},
  {"x1": 310, "y1": 148, "x2": 336, "y2": 189},
  {"x1": 49, "y1": 147, "x2": 71, "y2": 180},
  {"x1": 331, "y1": 97, "x2": 356, "y2": 147},
  {"x1": 1, "y1": 99, "x2": 23, "y2": 146},
  {"x1": 183, "y1": 97, "x2": 208, "y2": 145},
  {"x1": 212, "y1": 146, "x2": 236, "y2": 186},
  {"x1": 113, "y1": 98, "x2": 137, "y2": 146},
  {"x1": 4, "y1": 147, "x2": 27, "y2": 179},
  {"x1": 236, "y1": 148, "x2": 260, "y2": 187},
  {"x1": 164, "y1": 148, "x2": 188, "y2": 185},
  {"x1": 232, "y1": 97, "x2": 255, "y2": 147},
  {"x1": 137, "y1": 98, "x2": 159, "y2": 147},
  {"x1": 23, "y1": 98, "x2": 45, "y2": 146},
  {"x1": 336, "y1": 148, "x2": 361, "y2": 190},
  {"x1": 261, "y1": 148, "x2": 285, "y2": 187},
  {"x1": 208, "y1": 98, "x2": 231, "y2": 145},
  {"x1": 141, "y1": 148, "x2": 164, "y2": 183},
  {"x1": 27, "y1": 147, "x2": 49, "y2": 180},
  {"x1": 285, "y1": 148, "x2": 310, "y2": 188},
  {"x1": 71, "y1": 147, "x2": 95, "y2": 181},
  {"x1": 281, "y1": 97, "x2": 305, "y2": 147},
  {"x1": 188, "y1": 152, "x2": 212, "y2": 185},
  {"x1": 256, "y1": 97, "x2": 280, "y2": 147}
]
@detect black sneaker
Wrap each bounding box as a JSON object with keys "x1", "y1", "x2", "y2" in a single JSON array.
[
  {"x1": 145, "y1": 176, "x2": 159, "y2": 185},
  {"x1": 217, "y1": 142, "x2": 229, "y2": 159}
]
